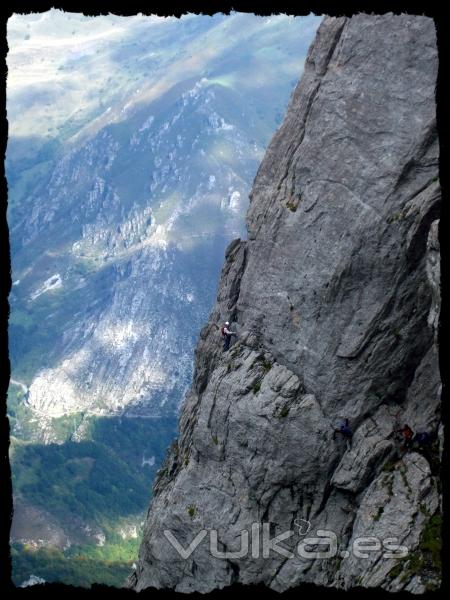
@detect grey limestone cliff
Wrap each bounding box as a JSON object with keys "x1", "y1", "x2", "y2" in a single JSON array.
[{"x1": 127, "y1": 13, "x2": 441, "y2": 593}]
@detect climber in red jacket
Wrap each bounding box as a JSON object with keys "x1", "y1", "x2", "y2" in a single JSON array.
[{"x1": 395, "y1": 424, "x2": 414, "y2": 450}]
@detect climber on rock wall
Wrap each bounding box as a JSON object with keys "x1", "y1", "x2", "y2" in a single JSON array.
[
  {"x1": 221, "y1": 321, "x2": 237, "y2": 352},
  {"x1": 332, "y1": 418, "x2": 353, "y2": 449}
]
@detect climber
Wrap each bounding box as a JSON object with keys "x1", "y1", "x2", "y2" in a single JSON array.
[
  {"x1": 395, "y1": 424, "x2": 414, "y2": 450},
  {"x1": 333, "y1": 418, "x2": 353, "y2": 449},
  {"x1": 412, "y1": 430, "x2": 438, "y2": 470},
  {"x1": 413, "y1": 431, "x2": 433, "y2": 448},
  {"x1": 221, "y1": 321, "x2": 237, "y2": 352},
  {"x1": 413, "y1": 431, "x2": 431, "y2": 446}
]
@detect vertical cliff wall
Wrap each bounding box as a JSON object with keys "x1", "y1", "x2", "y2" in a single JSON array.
[{"x1": 128, "y1": 14, "x2": 441, "y2": 594}]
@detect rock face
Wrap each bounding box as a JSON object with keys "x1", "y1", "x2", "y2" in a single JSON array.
[{"x1": 128, "y1": 14, "x2": 441, "y2": 593}]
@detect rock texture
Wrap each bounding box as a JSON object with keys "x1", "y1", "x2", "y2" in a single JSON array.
[{"x1": 128, "y1": 14, "x2": 441, "y2": 594}]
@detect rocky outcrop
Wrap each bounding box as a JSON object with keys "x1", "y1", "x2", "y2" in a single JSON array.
[{"x1": 128, "y1": 14, "x2": 441, "y2": 593}]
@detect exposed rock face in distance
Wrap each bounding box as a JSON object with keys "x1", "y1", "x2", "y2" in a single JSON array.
[{"x1": 127, "y1": 14, "x2": 441, "y2": 594}]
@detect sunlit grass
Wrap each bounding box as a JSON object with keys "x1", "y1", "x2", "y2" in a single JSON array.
[{"x1": 7, "y1": 12, "x2": 170, "y2": 142}]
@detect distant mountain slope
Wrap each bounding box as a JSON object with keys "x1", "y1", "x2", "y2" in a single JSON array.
[
  {"x1": 7, "y1": 11, "x2": 321, "y2": 587},
  {"x1": 8, "y1": 12, "x2": 320, "y2": 435}
]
